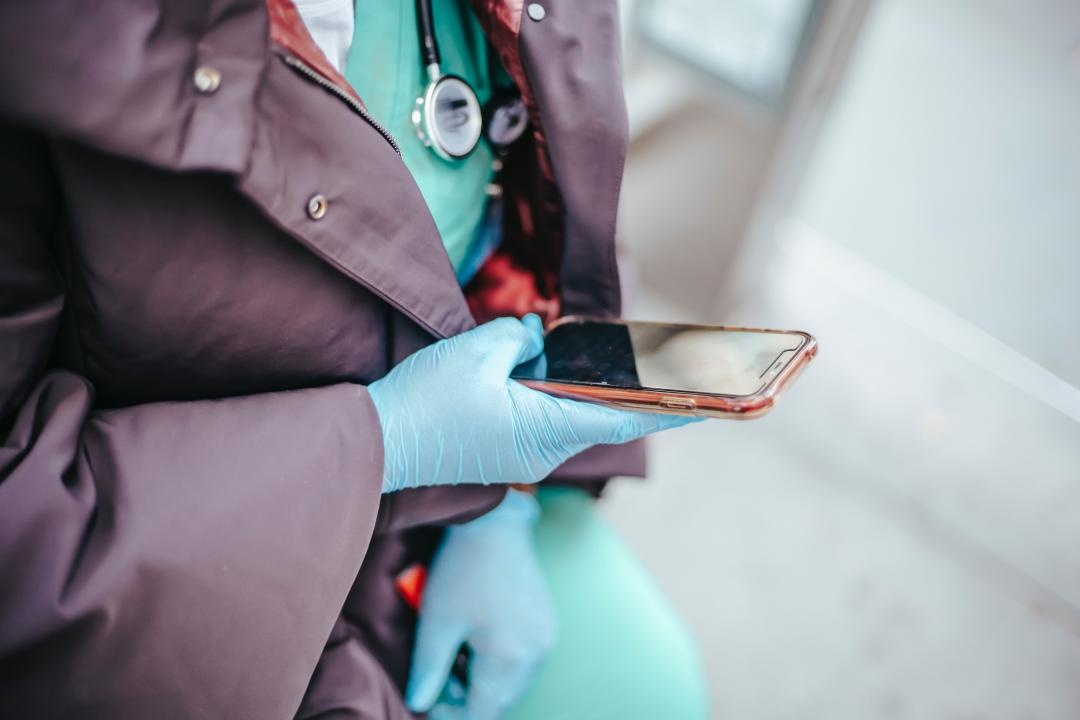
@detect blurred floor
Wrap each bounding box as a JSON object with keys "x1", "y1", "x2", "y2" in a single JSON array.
[
  {"x1": 604, "y1": 233, "x2": 1080, "y2": 719},
  {"x1": 603, "y1": 0, "x2": 1080, "y2": 716}
]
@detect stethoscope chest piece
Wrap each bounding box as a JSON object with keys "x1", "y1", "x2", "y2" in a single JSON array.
[
  {"x1": 413, "y1": 71, "x2": 483, "y2": 161},
  {"x1": 484, "y1": 93, "x2": 528, "y2": 149}
]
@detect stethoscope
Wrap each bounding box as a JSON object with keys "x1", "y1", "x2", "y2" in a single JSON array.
[{"x1": 411, "y1": 0, "x2": 530, "y2": 161}]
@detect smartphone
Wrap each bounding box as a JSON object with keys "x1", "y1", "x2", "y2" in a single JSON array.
[{"x1": 511, "y1": 316, "x2": 817, "y2": 419}]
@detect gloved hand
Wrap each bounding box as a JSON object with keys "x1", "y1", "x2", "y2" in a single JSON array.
[
  {"x1": 405, "y1": 489, "x2": 554, "y2": 720},
  {"x1": 369, "y1": 315, "x2": 694, "y2": 493}
]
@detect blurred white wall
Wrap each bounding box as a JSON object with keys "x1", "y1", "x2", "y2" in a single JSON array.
[{"x1": 791, "y1": 0, "x2": 1080, "y2": 387}]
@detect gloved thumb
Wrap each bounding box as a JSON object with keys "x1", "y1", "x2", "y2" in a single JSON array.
[
  {"x1": 405, "y1": 618, "x2": 467, "y2": 712},
  {"x1": 466, "y1": 315, "x2": 545, "y2": 376}
]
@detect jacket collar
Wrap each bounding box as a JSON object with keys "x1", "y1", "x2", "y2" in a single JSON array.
[
  {"x1": 267, "y1": 0, "x2": 360, "y2": 103},
  {"x1": 262, "y1": 0, "x2": 474, "y2": 339},
  {"x1": 261, "y1": 0, "x2": 624, "y2": 335}
]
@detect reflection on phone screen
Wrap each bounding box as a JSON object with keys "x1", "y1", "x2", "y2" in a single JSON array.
[{"x1": 513, "y1": 321, "x2": 805, "y2": 397}]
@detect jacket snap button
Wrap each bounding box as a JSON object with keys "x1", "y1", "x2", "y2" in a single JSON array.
[
  {"x1": 306, "y1": 194, "x2": 328, "y2": 220},
  {"x1": 526, "y1": 3, "x2": 546, "y2": 21},
  {"x1": 193, "y1": 66, "x2": 222, "y2": 94}
]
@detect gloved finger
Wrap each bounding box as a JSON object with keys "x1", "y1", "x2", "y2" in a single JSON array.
[
  {"x1": 535, "y1": 391, "x2": 702, "y2": 446},
  {"x1": 464, "y1": 650, "x2": 545, "y2": 720},
  {"x1": 405, "y1": 618, "x2": 469, "y2": 712},
  {"x1": 466, "y1": 317, "x2": 544, "y2": 376}
]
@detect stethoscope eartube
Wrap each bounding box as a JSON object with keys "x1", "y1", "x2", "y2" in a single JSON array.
[{"x1": 412, "y1": 0, "x2": 528, "y2": 161}]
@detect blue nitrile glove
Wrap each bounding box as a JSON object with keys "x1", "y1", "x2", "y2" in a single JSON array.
[
  {"x1": 405, "y1": 489, "x2": 554, "y2": 720},
  {"x1": 369, "y1": 315, "x2": 695, "y2": 493}
]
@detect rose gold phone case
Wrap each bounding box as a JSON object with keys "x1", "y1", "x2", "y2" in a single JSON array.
[{"x1": 516, "y1": 316, "x2": 817, "y2": 420}]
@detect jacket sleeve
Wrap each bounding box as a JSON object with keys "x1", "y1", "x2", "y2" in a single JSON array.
[
  {"x1": 0, "y1": 127, "x2": 386, "y2": 718},
  {"x1": 296, "y1": 615, "x2": 414, "y2": 720}
]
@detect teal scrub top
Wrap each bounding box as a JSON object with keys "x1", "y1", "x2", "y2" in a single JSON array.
[{"x1": 344, "y1": 0, "x2": 496, "y2": 275}]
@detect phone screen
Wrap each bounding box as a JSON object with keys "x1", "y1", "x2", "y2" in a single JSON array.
[{"x1": 512, "y1": 320, "x2": 808, "y2": 397}]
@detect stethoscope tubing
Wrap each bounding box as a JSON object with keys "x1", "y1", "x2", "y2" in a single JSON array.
[
  {"x1": 411, "y1": 0, "x2": 526, "y2": 159},
  {"x1": 415, "y1": 0, "x2": 441, "y2": 69}
]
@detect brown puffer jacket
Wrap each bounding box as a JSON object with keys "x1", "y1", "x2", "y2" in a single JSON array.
[{"x1": 0, "y1": 0, "x2": 640, "y2": 716}]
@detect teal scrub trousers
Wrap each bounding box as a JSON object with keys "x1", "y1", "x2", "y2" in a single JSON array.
[{"x1": 505, "y1": 488, "x2": 710, "y2": 720}]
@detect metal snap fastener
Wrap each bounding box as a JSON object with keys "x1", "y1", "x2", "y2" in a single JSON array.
[
  {"x1": 526, "y1": 3, "x2": 546, "y2": 21},
  {"x1": 193, "y1": 66, "x2": 222, "y2": 94},
  {"x1": 306, "y1": 194, "x2": 328, "y2": 220}
]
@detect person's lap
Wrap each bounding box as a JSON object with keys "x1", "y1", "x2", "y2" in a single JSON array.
[{"x1": 504, "y1": 487, "x2": 709, "y2": 720}]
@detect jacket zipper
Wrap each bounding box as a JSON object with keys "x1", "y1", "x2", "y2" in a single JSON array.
[{"x1": 282, "y1": 55, "x2": 402, "y2": 156}]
